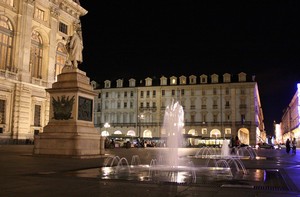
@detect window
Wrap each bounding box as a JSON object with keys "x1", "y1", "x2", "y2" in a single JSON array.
[
  {"x1": 191, "y1": 89, "x2": 194, "y2": 96},
  {"x1": 59, "y1": 22, "x2": 68, "y2": 34},
  {"x1": 146, "y1": 91, "x2": 150, "y2": 98},
  {"x1": 124, "y1": 91, "x2": 127, "y2": 97},
  {"x1": 162, "y1": 90, "x2": 165, "y2": 96},
  {"x1": 0, "y1": 99, "x2": 5, "y2": 124},
  {"x1": 213, "y1": 114, "x2": 218, "y2": 122},
  {"x1": 191, "y1": 114, "x2": 195, "y2": 122},
  {"x1": 225, "y1": 128, "x2": 231, "y2": 135},
  {"x1": 140, "y1": 91, "x2": 144, "y2": 98},
  {"x1": 55, "y1": 43, "x2": 68, "y2": 80},
  {"x1": 105, "y1": 92, "x2": 108, "y2": 98},
  {"x1": 172, "y1": 90, "x2": 175, "y2": 96},
  {"x1": 213, "y1": 88, "x2": 217, "y2": 95},
  {"x1": 202, "y1": 114, "x2": 206, "y2": 122},
  {"x1": 202, "y1": 128, "x2": 207, "y2": 135},
  {"x1": 190, "y1": 100, "x2": 195, "y2": 109},
  {"x1": 124, "y1": 102, "x2": 127, "y2": 108},
  {"x1": 181, "y1": 89, "x2": 184, "y2": 95},
  {"x1": 226, "y1": 114, "x2": 230, "y2": 121},
  {"x1": 34, "y1": 105, "x2": 41, "y2": 126},
  {"x1": 0, "y1": 16, "x2": 13, "y2": 71},
  {"x1": 241, "y1": 88, "x2": 245, "y2": 95},
  {"x1": 225, "y1": 101, "x2": 230, "y2": 108},
  {"x1": 34, "y1": 8, "x2": 45, "y2": 21},
  {"x1": 130, "y1": 91, "x2": 133, "y2": 97},
  {"x1": 225, "y1": 87, "x2": 229, "y2": 95},
  {"x1": 213, "y1": 100, "x2": 218, "y2": 109},
  {"x1": 153, "y1": 90, "x2": 156, "y2": 98},
  {"x1": 30, "y1": 30, "x2": 43, "y2": 78},
  {"x1": 241, "y1": 114, "x2": 245, "y2": 124}
]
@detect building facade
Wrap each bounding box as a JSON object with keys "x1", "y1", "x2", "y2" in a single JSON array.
[
  {"x1": 0, "y1": 0, "x2": 86, "y2": 143},
  {"x1": 280, "y1": 83, "x2": 300, "y2": 145},
  {"x1": 93, "y1": 72, "x2": 265, "y2": 147}
]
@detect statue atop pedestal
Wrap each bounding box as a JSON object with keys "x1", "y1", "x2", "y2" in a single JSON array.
[
  {"x1": 33, "y1": 20, "x2": 101, "y2": 157},
  {"x1": 65, "y1": 22, "x2": 83, "y2": 69}
]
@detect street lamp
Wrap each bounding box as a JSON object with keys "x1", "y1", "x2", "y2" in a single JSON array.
[
  {"x1": 103, "y1": 122, "x2": 110, "y2": 136},
  {"x1": 138, "y1": 114, "x2": 144, "y2": 138}
]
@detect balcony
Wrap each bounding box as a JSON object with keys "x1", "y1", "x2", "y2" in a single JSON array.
[
  {"x1": 239, "y1": 104, "x2": 247, "y2": 109},
  {"x1": 139, "y1": 106, "x2": 157, "y2": 112}
]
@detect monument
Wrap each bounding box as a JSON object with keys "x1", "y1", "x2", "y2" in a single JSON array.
[{"x1": 33, "y1": 22, "x2": 101, "y2": 157}]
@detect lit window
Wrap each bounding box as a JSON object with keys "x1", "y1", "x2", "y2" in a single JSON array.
[
  {"x1": 55, "y1": 43, "x2": 67, "y2": 80},
  {"x1": 30, "y1": 30, "x2": 43, "y2": 79},
  {"x1": 0, "y1": 16, "x2": 13, "y2": 70}
]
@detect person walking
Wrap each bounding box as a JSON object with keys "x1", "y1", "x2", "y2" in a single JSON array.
[
  {"x1": 292, "y1": 138, "x2": 297, "y2": 154},
  {"x1": 286, "y1": 138, "x2": 291, "y2": 154}
]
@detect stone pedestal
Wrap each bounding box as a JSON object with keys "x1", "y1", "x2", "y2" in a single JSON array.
[{"x1": 33, "y1": 67, "x2": 101, "y2": 157}]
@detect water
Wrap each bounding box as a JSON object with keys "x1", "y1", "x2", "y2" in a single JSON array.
[
  {"x1": 221, "y1": 140, "x2": 230, "y2": 156},
  {"x1": 96, "y1": 101, "x2": 255, "y2": 184},
  {"x1": 162, "y1": 100, "x2": 184, "y2": 167}
]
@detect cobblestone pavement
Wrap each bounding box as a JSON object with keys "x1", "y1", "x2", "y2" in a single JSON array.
[{"x1": 1, "y1": 145, "x2": 300, "y2": 197}]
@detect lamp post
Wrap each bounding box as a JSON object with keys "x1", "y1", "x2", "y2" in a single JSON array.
[
  {"x1": 103, "y1": 122, "x2": 110, "y2": 136},
  {"x1": 100, "y1": 122, "x2": 110, "y2": 154},
  {"x1": 138, "y1": 114, "x2": 144, "y2": 138}
]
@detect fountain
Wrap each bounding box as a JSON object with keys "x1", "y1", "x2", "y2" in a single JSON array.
[
  {"x1": 63, "y1": 100, "x2": 271, "y2": 187},
  {"x1": 58, "y1": 100, "x2": 277, "y2": 191},
  {"x1": 221, "y1": 139, "x2": 230, "y2": 157},
  {"x1": 162, "y1": 100, "x2": 184, "y2": 167},
  {"x1": 96, "y1": 101, "x2": 253, "y2": 183}
]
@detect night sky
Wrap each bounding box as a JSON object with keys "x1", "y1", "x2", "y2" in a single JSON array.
[{"x1": 78, "y1": 1, "x2": 300, "y2": 134}]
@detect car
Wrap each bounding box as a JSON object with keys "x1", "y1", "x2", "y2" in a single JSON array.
[{"x1": 257, "y1": 143, "x2": 275, "y2": 149}]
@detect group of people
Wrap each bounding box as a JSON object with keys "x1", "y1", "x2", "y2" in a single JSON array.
[
  {"x1": 286, "y1": 137, "x2": 297, "y2": 154},
  {"x1": 230, "y1": 135, "x2": 241, "y2": 154}
]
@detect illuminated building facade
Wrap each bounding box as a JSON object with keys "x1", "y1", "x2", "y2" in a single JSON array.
[
  {"x1": 93, "y1": 72, "x2": 265, "y2": 146},
  {"x1": 0, "y1": 0, "x2": 86, "y2": 143},
  {"x1": 281, "y1": 83, "x2": 300, "y2": 145}
]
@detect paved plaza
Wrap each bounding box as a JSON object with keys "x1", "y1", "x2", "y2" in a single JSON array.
[{"x1": 1, "y1": 145, "x2": 300, "y2": 197}]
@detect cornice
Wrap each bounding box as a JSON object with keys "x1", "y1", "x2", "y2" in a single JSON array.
[
  {"x1": 48, "y1": 0, "x2": 87, "y2": 19},
  {"x1": 60, "y1": 0, "x2": 87, "y2": 19}
]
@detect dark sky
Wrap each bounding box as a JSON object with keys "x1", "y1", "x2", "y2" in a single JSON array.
[{"x1": 78, "y1": 1, "x2": 300, "y2": 134}]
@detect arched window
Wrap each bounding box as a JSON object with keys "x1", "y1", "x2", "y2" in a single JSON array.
[
  {"x1": 54, "y1": 43, "x2": 67, "y2": 81},
  {"x1": 210, "y1": 129, "x2": 221, "y2": 138},
  {"x1": 0, "y1": 16, "x2": 13, "y2": 71},
  {"x1": 30, "y1": 30, "x2": 43, "y2": 79}
]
